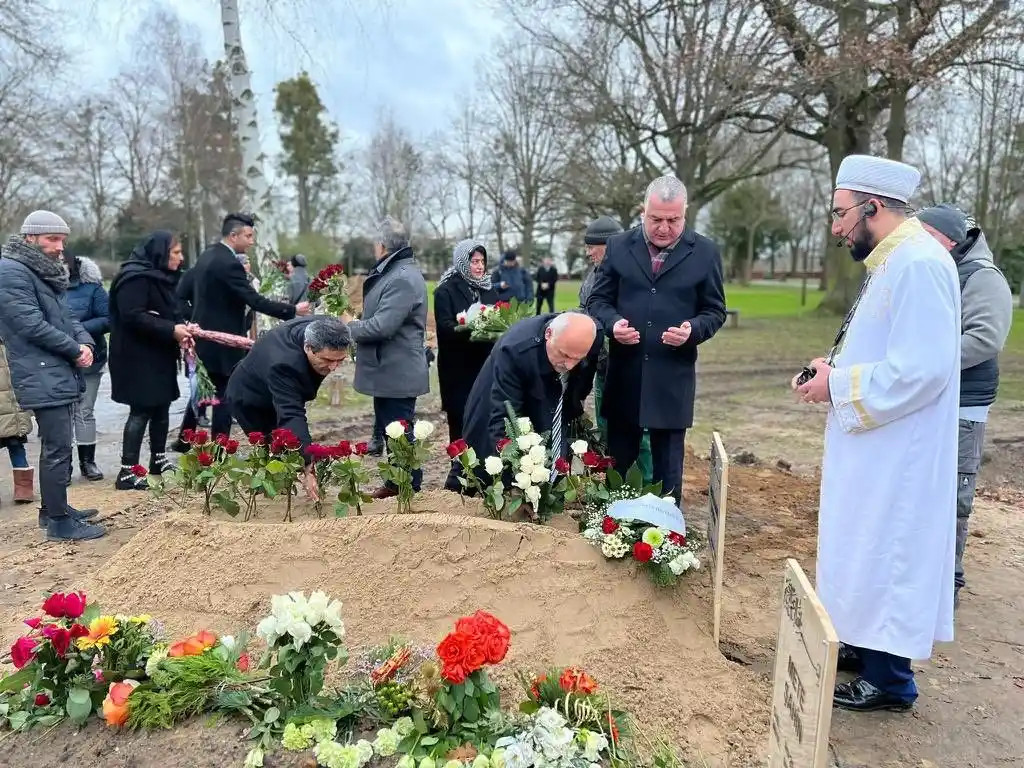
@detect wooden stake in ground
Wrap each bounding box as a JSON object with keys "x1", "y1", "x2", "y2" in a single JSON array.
[
  {"x1": 767, "y1": 559, "x2": 839, "y2": 768},
  {"x1": 707, "y1": 431, "x2": 729, "y2": 648}
]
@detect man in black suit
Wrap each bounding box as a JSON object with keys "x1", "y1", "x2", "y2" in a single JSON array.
[
  {"x1": 461, "y1": 312, "x2": 601, "y2": 474},
  {"x1": 171, "y1": 213, "x2": 311, "y2": 448},
  {"x1": 534, "y1": 256, "x2": 559, "y2": 314},
  {"x1": 226, "y1": 316, "x2": 350, "y2": 497},
  {"x1": 586, "y1": 175, "x2": 726, "y2": 505}
]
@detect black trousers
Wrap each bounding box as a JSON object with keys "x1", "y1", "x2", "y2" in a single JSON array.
[
  {"x1": 606, "y1": 423, "x2": 686, "y2": 505},
  {"x1": 231, "y1": 401, "x2": 276, "y2": 438},
  {"x1": 178, "y1": 370, "x2": 232, "y2": 438},
  {"x1": 373, "y1": 396, "x2": 422, "y2": 491},
  {"x1": 535, "y1": 293, "x2": 555, "y2": 314},
  {"x1": 33, "y1": 405, "x2": 75, "y2": 519},
  {"x1": 121, "y1": 404, "x2": 171, "y2": 465}
]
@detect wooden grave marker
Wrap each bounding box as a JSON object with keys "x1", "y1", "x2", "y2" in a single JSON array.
[
  {"x1": 707, "y1": 431, "x2": 729, "y2": 648},
  {"x1": 767, "y1": 559, "x2": 839, "y2": 768}
]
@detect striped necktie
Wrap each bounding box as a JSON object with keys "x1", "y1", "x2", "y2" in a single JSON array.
[{"x1": 549, "y1": 371, "x2": 569, "y2": 481}]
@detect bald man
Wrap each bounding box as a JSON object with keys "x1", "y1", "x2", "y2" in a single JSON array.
[{"x1": 461, "y1": 312, "x2": 602, "y2": 472}]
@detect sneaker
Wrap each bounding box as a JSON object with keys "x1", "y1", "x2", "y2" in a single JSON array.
[
  {"x1": 46, "y1": 515, "x2": 106, "y2": 542},
  {"x1": 149, "y1": 453, "x2": 176, "y2": 476},
  {"x1": 115, "y1": 466, "x2": 149, "y2": 491},
  {"x1": 38, "y1": 506, "x2": 100, "y2": 528}
]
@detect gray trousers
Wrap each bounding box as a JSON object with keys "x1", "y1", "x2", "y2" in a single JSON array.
[
  {"x1": 955, "y1": 419, "x2": 986, "y2": 592},
  {"x1": 73, "y1": 371, "x2": 103, "y2": 446},
  {"x1": 33, "y1": 404, "x2": 75, "y2": 519}
]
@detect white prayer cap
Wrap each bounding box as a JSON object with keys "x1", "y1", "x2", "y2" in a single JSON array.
[{"x1": 834, "y1": 154, "x2": 921, "y2": 203}]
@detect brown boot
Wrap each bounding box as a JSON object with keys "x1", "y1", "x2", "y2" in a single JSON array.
[{"x1": 12, "y1": 467, "x2": 35, "y2": 504}]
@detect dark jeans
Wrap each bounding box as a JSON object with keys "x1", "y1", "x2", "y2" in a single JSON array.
[
  {"x1": 33, "y1": 405, "x2": 75, "y2": 519},
  {"x1": 844, "y1": 644, "x2": 917, "y2": 703},
  {"x1": 607, "y1": 423, "x2": 686, "y2": 505},
  {"x1": 374, "y1": 396, "x2": 422, "y2": 491},
  {"x1": 122, "y1": 405, "x2": 171, "y2": 465},
  {"x1": 955, "y1": 419, "x2": 985, "y2": 593},
  {"x1": 178, "y1": 370, "x2": 232, "y2": 438},
  {"x1": 535, "y1": 293, "x2": 554, "y2": 314}
]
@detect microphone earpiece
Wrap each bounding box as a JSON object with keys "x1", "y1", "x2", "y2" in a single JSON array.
[{"x1": 863, "y1": 202, "x2": 877, "y2": 217}]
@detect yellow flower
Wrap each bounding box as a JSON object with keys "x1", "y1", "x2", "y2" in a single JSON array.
[
  {"x1": 129, "y1": 614, "x2": 151, "y2": 625},
  {"x1": 77, "y1": 615, "x2": 120, "y2": 650}
]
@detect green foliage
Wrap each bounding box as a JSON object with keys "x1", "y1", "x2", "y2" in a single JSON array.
[
  {"x1": 127, "y1": 652, "x2": 246, "y2": 730},
  {"x1": 274, "y1": 71, "x2": 341, "y2": 234},
  {"x1": 278, "y1": 231, "x2": 341, "y2": 273},
  {"x1": 708, "y1": 179, "x2": 792, "y2": 282}
]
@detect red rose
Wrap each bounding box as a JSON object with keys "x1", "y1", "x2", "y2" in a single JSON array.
[
  {"x1": 307, "y1": 444, "x2": 330, "y2": 461},
  {"x1": 191, "y1": 430, "x2": 210, "y2": 445},
  {"x1": 225, "y1": 439, "x2": 239, "y2": 454},
  {"x1": 216, "y1": 434, "x2": 229, "y2": 447},
  {"x1": 458, "y1": 315, "x2": 466, "y2": 325},
  {"x1": 437, "y1": 631, "x2": 470, "y2": 682},
  {"x1": 601, "y1": 516, "x2": 619, "y2": 534},
  {"x1": 182, "y1": 428, "x2": 195, "y2": 442},
  {"x1": 48, "y1": 627, "x2": 71, "y2": 657},
  {"x1": 248, "y1": 431, "x2": 265, "y2": 446},
  {"x1": 558, "y1": 666, "x2": 599, "y2": 695},
  {"x1": 11, "y1": 637, "x2": 37, "y2": 669},
  {"x1": 598, "y1": 456, "x2": 615, "y2": 470},
  {"x1": 336, "y1": 440, "x2": 352, "y2": 457},
  {"x1": 236, "y1": 652, "x2": 251, "y2": 673},
  {"x1": 554, "y1": 457, "x2": 570, "y2": 475},
  {"x1": 446, "y1": 439, "x2": 468, "y2": 459},
  {"x1": 69, "y1": 623, "x2": 89, "y2": 639},
  {"x1": 482, "y1": 633, "x2": 509, "y2": 665},
  {"x1": 41, "y1": 593, "x2": 66, "y2": 618},
  {"x1": 442, "y1": 662, "x2": 467, "y2": 684},
  {"x1": 34, "y1": 693, "x2": 50, "y2": 707},
  {"x1": 632, "y1": 542, "x2": 654, "y2": 562},
  {"x1": 496, "y1": 438, "x2": 511, "y2": 451},
  {"x1": 354, "y1": 442, "x2": 369, "y2": 455},
  {"x1": 131, "y1": 464, "x2": 148, "y2": 478},
  {"x1": 398, "y1": 419, "x2": 409, "y2": 429},
  {"x1": 23, "y1": 617, "x2": 41, "y2": 630},
  {"x1": 63, "y1": 591, "x2": 87, "y2": 619},
  {"x1": 668, "y1": 531, "x2": 686, "y2": 546},
  {"x1": 197, "y1": 452, "x2": 214, "y2": 467},
  {"x1": 582, "y1": 451, "x2": 600, "y2": 468}
]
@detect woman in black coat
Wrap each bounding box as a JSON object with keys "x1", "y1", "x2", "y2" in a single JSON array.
[
  {"x1": 434, "y1": 239, "x2": 497, "y2": 489},
  {"x1": 108, "y1": 231, "x2": 191, "y2": 490}
]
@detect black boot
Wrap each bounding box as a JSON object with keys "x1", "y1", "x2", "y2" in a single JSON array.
[
  {"x1": 366, "y1": 436, "x2": 384, "y2": 457},
  {"x1": 78, "y1": 444, "x2": 104, "y2": 481},
  {"x1": 115, "y1": 464, "x2": 149, "y2": 491},
  {"x1": 39, "y1": 505, "x2": 100, "y2": 528}
]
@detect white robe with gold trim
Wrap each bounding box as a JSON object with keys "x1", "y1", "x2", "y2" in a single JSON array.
[{"x1": 820, "y1": 218, "x2": 960, "y2": 661}]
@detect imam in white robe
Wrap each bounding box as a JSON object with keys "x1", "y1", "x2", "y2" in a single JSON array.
[{"x1": 819, "y1": 217, "x2": 960, "y2": 662}]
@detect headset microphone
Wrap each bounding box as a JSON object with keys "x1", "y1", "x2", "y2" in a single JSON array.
[{"x1": 834, "y1": 207, "x2": 872, "y2": 248}]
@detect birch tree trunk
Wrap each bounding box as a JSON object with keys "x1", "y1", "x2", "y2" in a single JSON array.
[{"x1": 221, "y1": 0, "x2": 278, "y2": 278}]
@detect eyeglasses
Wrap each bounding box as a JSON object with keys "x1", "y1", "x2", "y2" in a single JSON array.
[{"x1": 830, "y1": 202, "x2": 867, "y2": 222}]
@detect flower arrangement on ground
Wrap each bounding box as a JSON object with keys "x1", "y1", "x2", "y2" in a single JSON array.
[
  {"x1": 308, "y1": 264, "x2": 350, "y2": 317},
  {"x1": 150, "y1": 428, "x2": 241, "y2": 515},
  {"x1": 455, "y1": 299, "x2": 532, "y2": 342},
  {"x1": 379, "y1": 419, "x2": 436, "y2": 514},
  {"x1": 308, "y1": 440, "x2": 373, "y2": 517}
]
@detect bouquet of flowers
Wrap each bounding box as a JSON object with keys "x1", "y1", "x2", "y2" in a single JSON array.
[
  {"x1": 307, "y1": 264, "x2": 350, "y2": 316},
  {"x1": 379, "y1": 420, "x2": 436, "y2": 514},
  {"x1": 455, "y1": 299, "x2": 532, "y2": 341}
]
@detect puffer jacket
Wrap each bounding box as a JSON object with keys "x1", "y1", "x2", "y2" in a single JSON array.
[
  {"x1": 66, "y1": 256, "x2": 109, "y2": 375},
  {"x1": 0, "y1": 239, "x2": 93, "y2": 410},
  {"x1": 0, "y1": 341, "x2": 32, "y2": 439}
]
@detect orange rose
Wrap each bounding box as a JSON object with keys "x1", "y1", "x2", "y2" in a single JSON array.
[
  {"x1": 483, "y1": 633, "x2": 509, "y2": 665},
  {"x1": 193, "y1": 630, "x2": 217, "y2": 649},
  {"x1": 441, "y1": 661, "x2": 468, "y2": 684},
  {"x1": 102, "y1": 679, "x2": 139, "y2": 727},
  {"x1": 168, "y1": 636, "x2": 207, "y2": 658},
  {"x1": 463, "y1": 636, "x2": 487, "y2": 673},
  {"x1": 437, "y1": 631, "x2": 467, "y2": 670},
  {"x1": 558, "y1": 666, "x2": 599, "y2": 694}
]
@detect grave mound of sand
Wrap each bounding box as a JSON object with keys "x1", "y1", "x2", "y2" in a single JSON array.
[{"x1": 86, "y1": 512, "x2": 770, "y2": 766}]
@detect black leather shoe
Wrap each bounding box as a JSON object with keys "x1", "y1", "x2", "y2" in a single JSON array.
[
  {"x1": 38, "y1": 506, "x2": 100, "y2": 528},
  {"x1": 837, "y1": 643, "x2": 862, "y2": 673},
  {"x1": 833, "y1": 678, "x2": 914, "y2": 712},
  {"x1": 366, "y1": 437, "x2": 384, "y2": 457}
]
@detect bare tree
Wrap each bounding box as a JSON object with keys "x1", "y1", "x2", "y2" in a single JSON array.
[
  {"x1": 365, "y1": 109, "x2": 425, "y2": 229},
  {"x1": 57, "y1": 98, "x2": 122, "y2": 242},
  {"x1": 109, "y1": 68, "x2": 171, "y2": 209},
  {"x1": 437, "y1": 100, "x2": 491, "y2": 238}
]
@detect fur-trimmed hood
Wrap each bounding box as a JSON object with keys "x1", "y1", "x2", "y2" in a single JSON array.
[{"x1": 75, "y1": 256, "x2": 104, "y2": 285}]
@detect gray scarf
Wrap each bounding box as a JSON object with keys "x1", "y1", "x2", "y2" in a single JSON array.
[
  {"x1": 1, "y1": 236, "x2": 69, "y2": 291},
  {"x1": 438, "y1": 238, "x2": 492, "y2": 292}
]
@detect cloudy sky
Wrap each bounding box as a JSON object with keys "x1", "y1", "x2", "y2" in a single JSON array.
[{"x1": 77, "y1": 0, "x2": 509, "y2": 152}]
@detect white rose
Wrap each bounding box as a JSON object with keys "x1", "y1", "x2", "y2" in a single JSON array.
[
  {"x1": 530, "y1": 467, "x2": 548, "y2": 484},
  {"x1": 413, "y1": 420, "x2": 434, "y2": 441},
  {"x1": 529, "y1": 444, "x2": 547, "y2": 463},
  {"x1": 570, "y1": 439, "x2": 588, "y2": 456},
  {"x1": 256, "y1": 615, "x2": 279, "y2": 643},
  {"x1": 516, "y1": 434, "x2": 534, "y2": 451},
  {"x1": 385, "y1": 421, "x2": 406, "y2": 440},
  {"x1": 484, "y1": 456, "x2": 504, "y2": 476},
  {"x1": 456, "y1": 311, "x2": 468, "y2": 325},
  {"x1": 525, "y1": 485, "x2": 541, "y2": 506},
  {"x1": 519, "y1": 453, "x2": 535, "y2": 472},
  {"x1": 516, "y1": 417, "x2": 533, "y2": 434},
  {"x1": 514, "y1": 471, "x2": 532, "y2": 490}
]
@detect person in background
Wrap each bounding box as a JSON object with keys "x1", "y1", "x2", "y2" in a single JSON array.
[
  {"x1": 108, "y1": 232, "x2": 192, "y2": 490},
  {"x1": 64, "y1": 250, "x2": 109, "y2": 482},
  {"x1": 579, "y1": 215, "x2": 653, "y2": 484},
  {"x1": 587, "y1": 176, "x2": 727, "y2": 505},
  {"x1": 289, "y1": 253, "x2": 312, "y2": 304},
  {"x1": 226, "y1": 316, "x2": 351, "y2": 499},
  {"x1": 916, "y1": 204, "x2": 1014, "y2": 609},
  {"x1": 340, "y1": 216, "x2": 428, "y2": 500},
  {"x1": 172, "y1": 213, "x2": 310, "y2": 447},
  {"x1": 795, "y1": 154, "x2": 959, "y2": 712},
  {"x1": 0, "y1": 337, "x2": 35, "y2": 506},
  {"x1": 433, "y1": 239, "x2": 498, "y2": 490},
  {"x1": 534, "y1": 255, "x2": 559, "y2": 314},
  {"x1": 492, "y1": 250, "x2": 531, "y2": 303},
  {"x1": 0, "y1": 211, "x2": 103, "y2": 541}
]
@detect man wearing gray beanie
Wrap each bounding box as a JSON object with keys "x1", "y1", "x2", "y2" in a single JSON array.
[
  {"x1": 918, "y1": 204, "x2": 1013, "y2": 608},
  {"x1": 0, "y1": 210, "x2": 105, "y2": 541}
]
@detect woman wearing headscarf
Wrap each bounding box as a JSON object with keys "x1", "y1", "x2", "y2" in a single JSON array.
[
  {"x1": 433, "y1": 240, "x2": 497, "y2": 489},
  {"x1": 107, "y1": 231, "x2": 192, "y2": 490}
]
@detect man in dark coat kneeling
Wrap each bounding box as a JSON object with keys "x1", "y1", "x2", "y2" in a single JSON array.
[
  {"x1": 461, "y1": 312, "x2": 601, "y2": 479},
  {"x1": 225, "y1": 316, "x2": 351, "y2": 497}
]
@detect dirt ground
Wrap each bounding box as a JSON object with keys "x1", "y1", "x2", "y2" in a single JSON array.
[{"x1": 0, "y1": 315, "x2": 1022, "y2": 768}]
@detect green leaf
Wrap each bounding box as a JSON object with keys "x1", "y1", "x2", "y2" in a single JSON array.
[
  {"x1": 606, "y1": 467, "x2": 623, "y2": 490},
  {"x1": 334, "y1": 502, "x2": 349, "y2": 518},
  {"x1": 625, "y1": 464, "x2": 643, "y2": 490},
  {"x1": 213, "y1": 491, "x2": 240, "y2": 517},
  {"x1": 519, "y1": 700, "x2": 540, "y2": 715},
  {"x1": 7, "y1": 710, "x2": 28, "y2": 731},
  {"x1": 412, "y1": 708, "x2": 428, "y2": 734},
  {"x1": 462, "y1": 695, "x2": 480, "y2": 722},
  {"x1": 263, "y1": 706, "x2": 281, "y2": 724},
  {"x1": 65, "y1": 687, "x2": 92, "y2": 723},
  {"x1": 0, "y1": 668, "x2": 33, "y2": 694},
  {"x1": 462, "y1": 677, "x2": 475, "y2": 697},
  {"x1": 420, "y1": 736, "x2": 439, "y2": 746},
  {"x1": 266, "y1": 459, "x2": 287, "y2": 474}
]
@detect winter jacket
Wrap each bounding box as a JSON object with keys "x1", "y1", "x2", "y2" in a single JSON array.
[
  {"x1": 66, "y1": 256, "x2": 109, "y2": 375},
  {"x1": 0, "y1": 340, "x2": 32, "y2": 440}
]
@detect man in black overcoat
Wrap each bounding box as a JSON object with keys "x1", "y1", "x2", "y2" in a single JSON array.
[
  {"x1": 586, "y1": 175, "x2": 726, "y2": 505},
  {"x1": 461, "y1": 312, "x2": 601, "y2": 472},
  {"x1": 172, "y1": 213, "x2": 312, "y2": 448}
]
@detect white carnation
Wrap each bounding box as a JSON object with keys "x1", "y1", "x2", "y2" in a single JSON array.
[
  {"x1": 570, "y1": 439, "x2": 588, "y2": 456},
  {"x1": 385, "y1": 421, "x2": 406, "y2": 440},
  {"x1": 484, "y1": 456, "x2": 504, "y2": 476},
  {"x1": 413, "y1": 420, "x2": 434, "y2": 441}
]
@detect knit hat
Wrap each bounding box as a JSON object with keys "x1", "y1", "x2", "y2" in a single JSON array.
[
  {"x1": 291, "y1": 253, "x2": 307, "y2": 267},
  {"x1": 585, "y1": 215, "x2": 623, "y2": 245},
  {"x1": 20, "y1": 210, "x2": 70, "y2": 236},
  {"x1": 917, "y1": 203, "x2": 968, "y2": 245}
]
